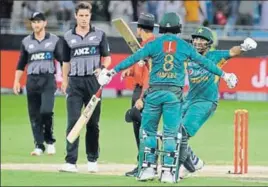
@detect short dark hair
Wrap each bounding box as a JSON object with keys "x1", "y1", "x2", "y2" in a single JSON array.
[
  {"x1": 75, "y1": 2, "x2": 92, "y2": 14},
  {"x1": 140, "y1": 28, "x2": 153, "y2": 33},
  {"x1": 159, "y1": 25, "x2": 181, "y2": 34}
]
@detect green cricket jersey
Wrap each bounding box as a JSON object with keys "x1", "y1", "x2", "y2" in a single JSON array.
[
  {"x1": 114, "y1": 34, "x2": 224, "y2": 87},
  {"x1": 185, "y1": 50, "x2": 231, "y2": 103}
]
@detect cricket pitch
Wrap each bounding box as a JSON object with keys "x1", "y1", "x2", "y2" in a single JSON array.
[{"x1": 2, "y1": 163, "x2": 268, "y2": 181}]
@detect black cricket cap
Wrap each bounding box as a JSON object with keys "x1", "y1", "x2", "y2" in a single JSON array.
[
  {"x1": 29, "y1": 12, "x2": 46, "y2": 21},
  {"x1": 125, "y1": 107, "x2": 142, "y2": 123},
  {"x1": 137, "y1": 13, "x2": 155, "y2": 31}
]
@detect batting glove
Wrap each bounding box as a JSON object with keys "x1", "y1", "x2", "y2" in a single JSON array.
[
  {"x1": 97, "y1": 68, "x2": 116, "y2": 86},
  {"x1": 240, "y1": 37, "x2": 257, "y2": 51},
  {"x1": 222, "y1": 72, "x2": 238, "y2": 89}
]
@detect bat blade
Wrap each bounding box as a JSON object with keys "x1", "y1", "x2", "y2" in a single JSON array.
[
  {"x1": 67, "y1": 89, "x2": 102, "y2": 143},
  {"x1": 112, "y1": 18, "x2": 141, "y2": 53},
  {"x1": 113, "y1": 18, "x2": 153, "y2": 71}
]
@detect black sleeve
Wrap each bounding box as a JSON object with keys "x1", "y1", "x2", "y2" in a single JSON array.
[
  {"x1": 54, "y1": 38, "x2": 63, "y2": 63},
  {"x1": 62, "y1": 38, "x2": 71, "y2": 62},
  {"x1": 16, "y1": 43, "x2": 28, "y2": 71},
  {"x1": 99, "y1": 32, "x2": 110, "y2": 57}
]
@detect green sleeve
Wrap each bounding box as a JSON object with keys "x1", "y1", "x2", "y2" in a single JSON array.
[
  {"x1": 114, "y1": 43, "x2": 152, "y2": 73},
  {"x1": 188, "y1": 44, "x2": 224, "y2": 77},
  {"x1": 216, "y1": 50, "x2": 231, "y2": 63}
]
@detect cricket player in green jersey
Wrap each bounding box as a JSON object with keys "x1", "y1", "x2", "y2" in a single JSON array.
[
  {"x1": 97, "y1": 13, "x2": 238, "y2": 183},
  {"x1": 179, "y1": 26, "x2": 257, "y2": 178}
]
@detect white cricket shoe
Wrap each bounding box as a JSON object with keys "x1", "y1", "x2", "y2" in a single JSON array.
[
  {"x1": 137, "y1": 167, "x2": 156, "y2": 181},
  {"x1": 88, "y1": 161, "x2": 98, "y2": 173},
  {"x1": 30, "y1": 148, "x2": 43, "y2": 156},
  {"x1": 179, "y1": 159, "x2": 205, "y2": 179},
  {"x1": 179, "y1": 165, "x2": 191, "y2": 179},
  {"x1": 47, "y1": 144, "x2": 56, "y2": 155},
  {"x1": 195, "y1": 159, "x2": 204, "y2": 170},
  {"x1": 160, "y1": 171, "x2": 178, "y2": 183},
  {"x1": 59, "y1": 163, "x2": 78, "y2": 173}
]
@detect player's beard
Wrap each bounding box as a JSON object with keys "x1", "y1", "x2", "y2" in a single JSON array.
[
  {"x1": 33, "y1": 26, "x2": 44, "y2": 34},
  {"x1": 193, "y1": 42, "x2": 209, "y2": 55}
]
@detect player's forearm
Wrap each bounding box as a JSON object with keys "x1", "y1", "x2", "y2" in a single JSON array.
[
  {"x1": 115, "y1": 59, "x2": 135, "y2": 72},
  {"x1": 102, "y1": 56, "x2": 111, "y2": 68},
  {"x1": 200, "y1": 58, "x2": 223, "y2": 77},
  {"x1": 193, "y1": 53, "x2": 223, "y2": 77},
  {"x1": 62, "y1": 62, "x2": 70, "y2": 82},
  {"x1": 114, "y1": 48, "x2": 149, "y2": 72},
  {"x1": 229, "y1": 46, "x2": 242, "y2": 57},
  {"x1": 139, "y1": 86, "x2": 148, "y2": 99},
  {"x1": 14, "y1": 70, "x2": 24, "y2": 83}
]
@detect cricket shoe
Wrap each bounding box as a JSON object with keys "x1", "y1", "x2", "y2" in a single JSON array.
[
  {"x1": 88, "y1": 161, "x2": 98, "y2": 173},
  {"x1": 46, "y1": 144, "x2": 56, "y2": 155},
  {"x1": 125, "y1": 166, "x2": 138, "y2": 177},
  {"x1": 136, "y1": 167, "x2": 156, "y2": 181},
  {"x1": 179, "y1": 159, "x2": 205, "y2": 179},
  {"x1": 30, "y1": 148, "x2": 43, "y2": 156},
  {"x1": 59, "y1": 163, "x2": 78, "y2": 173},
  {"x1": 179, "y1": 165, "x2": 191, "y2": 179},
  {"x1": 160, "y1": 171, "x2": 178, "y2": 183},
  {"x1": 194, "y1": 158, "x2": 205, "y2": 171}
]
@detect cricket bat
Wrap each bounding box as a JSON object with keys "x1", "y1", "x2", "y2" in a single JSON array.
[
  {"x1": 112, "y1": 18, "x2": 141, "y2": 53},
  {"x1": 67, "y1": 87, "x2": 102, "y2": 143},
  {"x1": 112, "y1": 18, "x2": 152, "y2": 71}
]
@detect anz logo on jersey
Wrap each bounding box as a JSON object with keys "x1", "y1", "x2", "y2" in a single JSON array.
[
  {"x1": 30, "y1": 52, "x2": 53, "y2": 61},
  {"x1": 72, "y1": 46, "x2": 98, "y2": 57}
]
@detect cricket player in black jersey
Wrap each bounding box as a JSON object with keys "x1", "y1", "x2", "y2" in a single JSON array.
[
  {"x1": 13, "y1": 12, "x2": 62, "y2": 156},
  {"x1": 59, "y1": 2, "x2": 111, "y2": 173}
]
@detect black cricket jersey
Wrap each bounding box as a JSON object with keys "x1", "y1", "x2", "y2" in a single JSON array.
[
  {"x1": 17, "y1": 33, "x2": 61, "y2": 74},
  {"x1": 62, "y1": 25, "x2": 110, "y2": 76}
]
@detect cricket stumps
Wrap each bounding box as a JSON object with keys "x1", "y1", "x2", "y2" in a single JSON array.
[{"x1": 234, "y1": 109, "x2": 248, "y2": 174}]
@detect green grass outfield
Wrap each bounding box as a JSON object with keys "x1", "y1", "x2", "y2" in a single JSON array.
[
  {"x1": 2, "y1": 170, "x2": 268, "y2": 186},
  {"x1": 1, "y1": 95, "x2": 268, "y2": 186}
]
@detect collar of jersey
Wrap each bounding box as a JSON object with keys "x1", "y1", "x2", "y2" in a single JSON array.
[
  {"x1": 31, "y1": 32, "x2": 50, "y2": 41},
  {"x1": 141, "y1": 35, "x2": 156, "y2": 46},
  {"x1": 72, "y1": 24, "x2": 95, "y2": 35}
]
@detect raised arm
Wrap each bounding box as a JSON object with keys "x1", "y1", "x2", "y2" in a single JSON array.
[
  {"x1": 114, "y1": 43, "x2": 152, "y2": 73},
  {"x1": 188, "y1": 43, "x2": 239, "y2": 89},
  {"x1": 230, "y1": 37, "x2": 257, "y2": 57}
]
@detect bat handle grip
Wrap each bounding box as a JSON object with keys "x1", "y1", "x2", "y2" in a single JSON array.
[{"x1": 95, "y1": 87, "x2": 103, "y2": 98}]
